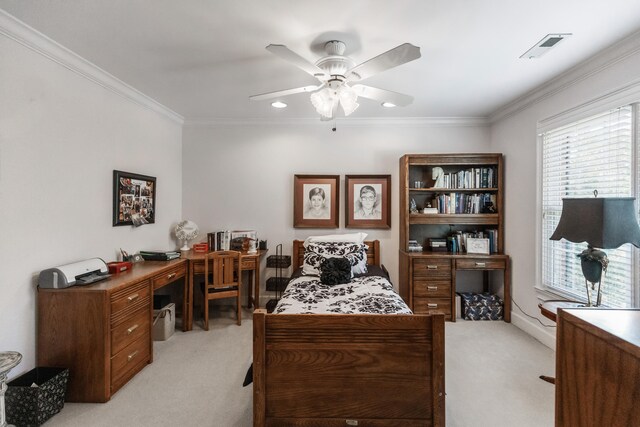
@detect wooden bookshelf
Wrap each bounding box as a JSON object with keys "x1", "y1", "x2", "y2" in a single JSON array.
[{"x1": 398, "y1": 153, "x2": 510, "y2": 322}]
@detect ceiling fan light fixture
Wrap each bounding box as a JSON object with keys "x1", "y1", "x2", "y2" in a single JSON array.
[
  {"x1": 338, "y1": 84, "x2": 359, "y2": 116},
  {"x1": 310, "y1": 88, "x2": 336, "y2": 118},
  {"x1": 271, "y1": 101, "x2": 287, "y2": 108},
  {"x1": 381, "y1": 102, "x2": 396, "y2": 108}
]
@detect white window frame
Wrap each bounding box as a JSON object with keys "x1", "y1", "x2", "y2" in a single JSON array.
[{"x1": 535, "y1": 82, "x2": 640, "y2": 306}]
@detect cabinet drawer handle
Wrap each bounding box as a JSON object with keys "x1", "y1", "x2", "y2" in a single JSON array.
[
  {"x1": 475, "y1": 262, "x2": 486, "y2": 267},
  {"x1": 127, "y1": 350, "x2": 139, "y2": 362},
  {"x1": 427, "y1": 286, "x2": 438, "y2": 291},
  {"x1": 127, "y1": 293, "x2": 139, "y2": 302},
  {"x1": 127, "y1": 324, "x2": 139, "y2": 335},
  {"x1": 427, "y1": 303, "x2": 438, "y2": 308},
  {"x1": 427, "y1": 265, "x2": 438, "y2": 270},
  {"x1": 167, "y1": 273, "x2": 176, "y2": 280}
]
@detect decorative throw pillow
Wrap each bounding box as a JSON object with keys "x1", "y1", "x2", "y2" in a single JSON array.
[
  {"x1": 302, "y1": 241, "x2": 368, "y2": 276},
  {"x1": 319, "y1": 257, "x2": 352, "y2": 286}
]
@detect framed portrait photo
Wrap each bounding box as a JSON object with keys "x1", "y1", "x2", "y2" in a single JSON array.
[
  {"x1": 294, "y1": 174, "x2": 339, "y2": 228},
  {"x1": 346, "y1": 175, "x2": 391, "y2": 229},
  {"x1": 113, "y1": 170, "x2": 156, "y2": 227}
]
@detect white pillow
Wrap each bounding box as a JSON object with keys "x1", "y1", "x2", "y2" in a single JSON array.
[{"x1": 303, "y1": 232, "x2": 367, "y2": 247}]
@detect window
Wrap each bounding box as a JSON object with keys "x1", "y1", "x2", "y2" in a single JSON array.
[{"x1": 541, "y1": 104, "x2": 638, "y2": 308}]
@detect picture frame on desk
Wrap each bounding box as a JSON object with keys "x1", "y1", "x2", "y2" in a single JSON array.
[
  {"x1": 466, "y1": 238, "x2": 490, "y2": 254},
  {"x1": 113, "y1": 170, "x2": 156, "y2": 227},
  {"x1": 345, "y1": 175, "x2": 391, "y2": 229},
  {"x1": 294, "y1": 174, "x2": 339, "y2": 228}
]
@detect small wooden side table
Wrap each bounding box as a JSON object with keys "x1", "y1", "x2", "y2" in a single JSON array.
[{"x1": 539, "y1": 300, "x2": 584, "y2": 323}]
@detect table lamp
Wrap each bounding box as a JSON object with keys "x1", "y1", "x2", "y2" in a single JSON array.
[
  {"x1": 0, "y1": 351, "x2": 22, "y2": 427},
  {"x1": 550, "y1": 195, "x2": 640, "y2": 306}
]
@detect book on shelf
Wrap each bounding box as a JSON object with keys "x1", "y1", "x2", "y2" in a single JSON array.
[
  {"x1": 139, "y1": 250, "x2": 181, "y2": 261},
  {"x1": 207, "y1": 230, "x2": 231, "y2": 251},
  {"x1": 437, "y1": 167, "x2": 497, "y2": 190}
]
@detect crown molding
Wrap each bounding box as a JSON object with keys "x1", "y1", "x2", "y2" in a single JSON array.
[
  {"x1": 489, "y1": 29, "x2": 640, "y2": 123},
  {"x1": 183, "y1": 116, "x2": 489, "y2": 128},
  {"x1": 0, "y1": 10, "x2": 184, "y2": 125}
]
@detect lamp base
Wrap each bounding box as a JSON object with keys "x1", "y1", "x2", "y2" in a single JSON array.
[{"x1": 578, "y1": 247, "x2": 608, "y2": 307}]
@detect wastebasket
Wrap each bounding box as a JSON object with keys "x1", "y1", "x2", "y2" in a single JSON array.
[
  {"x1": 6, "y1": 367, "x2": 69, "y2": 427},
  {"x1": 153, "y1": 303, "x2": 175, "y2": 341}
]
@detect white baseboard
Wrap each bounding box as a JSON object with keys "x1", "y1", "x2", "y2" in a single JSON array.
[{"x1": 511, "y1": 311, "x2": 557, "y2": 350}]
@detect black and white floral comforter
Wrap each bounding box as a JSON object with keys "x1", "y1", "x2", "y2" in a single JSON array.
[{"x1": 274, "y1": 274, "x2": 411, "y2": 315}]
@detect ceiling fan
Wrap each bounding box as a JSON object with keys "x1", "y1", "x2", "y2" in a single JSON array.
[{"x1": 249, "y1": 40, "x2": 421, "y2": 120}]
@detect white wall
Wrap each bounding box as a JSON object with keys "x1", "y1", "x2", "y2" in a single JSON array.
[
  {"x1": 490, "y1": 31, "x2": 640, "y2": 347},
  {"x1": 182, "y1": 120, "x2": 491, "y2": 301},
  {"x1": 0, "y1": 30, "x2": 183, "y2": 373}
]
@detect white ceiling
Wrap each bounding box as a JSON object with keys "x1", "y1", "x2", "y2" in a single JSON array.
[{"x1": 3, "y1": 0, "x2": 640, "y2": 120}]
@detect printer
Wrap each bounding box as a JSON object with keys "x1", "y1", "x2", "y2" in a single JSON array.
[{"x1": 39, "y1": 258, "x2": 110, "y2": 289}]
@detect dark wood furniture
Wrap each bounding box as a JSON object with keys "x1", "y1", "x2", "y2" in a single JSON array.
[
  {"x1": 202, "y1": 250, "x2": 242, "y2": 329},
  {"x1": 555, "y1": 308, "x2": 640, "y2": 426},
  {"x1": 253, "y1": 240, "x2": 446, "y2": 427},
  {"x1": 399, "y1": 153, "x2": 511, "y2": 322},
  {"x1": 538, "y1": 300, "x2": 584, "y2": 323},
  {"x1": 37, "y1": 259, "x2": 186, "y2": 402},
  {"x1": 182, "y1": 249, "x2": 266, "y2": 330}
]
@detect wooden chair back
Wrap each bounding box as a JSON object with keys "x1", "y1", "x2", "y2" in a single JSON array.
[
  {"x1": 204, "y1": 250, "x2": 241, "y2": 291},
  {"x1": 202, "y1": 250, "x2": 242, "y2": 329}
]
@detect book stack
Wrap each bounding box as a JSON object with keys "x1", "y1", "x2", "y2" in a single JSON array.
[
  {"x1": 407, "y1": 240, "x2": 423, "y2": 252},
  {"x1": 139, "y1": 250, "x2": 180, "y2": 261}
]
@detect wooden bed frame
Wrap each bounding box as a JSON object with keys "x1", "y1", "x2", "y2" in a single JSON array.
[{"x1": 253, "y1": 240, "x2": 445, "y2": 426}]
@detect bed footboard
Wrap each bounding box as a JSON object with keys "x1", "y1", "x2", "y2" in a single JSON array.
[{"x1": 253, "y1": 310, "x2": 445, "y2": 427}]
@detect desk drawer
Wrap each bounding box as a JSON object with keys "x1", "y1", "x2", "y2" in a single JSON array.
[
  {"x1": 111, "y1": 307, "x2": 150, "y2": 356},
  {"x1": 111, "y1": 280, "x2": 150, "y2": 316},
  {"x1": 413, "y1": 280, "x2": 452, "y2": 298},
  {"x1": 240, "y1": 258, "x2": 256, "y2": 270},
  {"x1": 152, "y1": 264, "x2": 186, "y2": 290},
  {"x1": 456, "y1": 258, "x2": 506, "y2": 270},
  {"x1": 413, "y1": 297, "x2": 452, "y2": 318},
  {"x1": 413, "y1": 258, "x2": 452, "y2": 278},
  {"x1": 111, "y1": 335, "x2": 150, "y2": 390}
]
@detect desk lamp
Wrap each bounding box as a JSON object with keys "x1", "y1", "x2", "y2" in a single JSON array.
[{"x1": 550, "y1": 194, "x2": 640, "y2": 306}]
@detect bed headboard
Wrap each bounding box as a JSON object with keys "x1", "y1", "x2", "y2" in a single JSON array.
[{"x1": 292, "y1": 240, "x2": 381, "y2": 269}]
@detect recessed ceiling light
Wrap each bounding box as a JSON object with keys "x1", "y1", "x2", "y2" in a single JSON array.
[
  {"x1": 520, "y1": 33, "x2": 572, "y2": 59},
  {"x1": 381, "y1": 102, "x2": 396, "y2": 108},
  {"x1": 271, "y1": 101, "x2": 287, "y2": 108}
]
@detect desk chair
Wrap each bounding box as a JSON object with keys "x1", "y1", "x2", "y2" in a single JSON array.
[{"x1": 202, "y1": 250, "x2": 242, "y2": 330}]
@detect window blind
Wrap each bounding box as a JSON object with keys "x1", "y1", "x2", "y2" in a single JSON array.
[{"x1": 541, "y1": 105, "x2": 635, "y2": 308}]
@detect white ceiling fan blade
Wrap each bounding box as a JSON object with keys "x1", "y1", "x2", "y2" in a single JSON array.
[
  {"x1": 249, "y1": 85, "x2": 321, "y2": 101},
  {"x1": 352, "y1": 84, "x2": 414, "y2": 107},
  {"x1": 266, "y1": 44, "x2": 327, "y2": 80},
  {"x1": 347, "y1": 43, "x2": 421, "y2": 82}
]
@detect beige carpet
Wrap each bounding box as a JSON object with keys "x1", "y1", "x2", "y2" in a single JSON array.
[{"x1": 42, "y1": 307, "x2": 555, "y2": 427}]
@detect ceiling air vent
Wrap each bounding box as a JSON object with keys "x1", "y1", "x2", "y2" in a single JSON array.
[{"x1": 520, "y1": 33, "x2": 572, "y2": 59}]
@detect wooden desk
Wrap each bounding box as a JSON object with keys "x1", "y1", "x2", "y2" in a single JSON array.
[
  {"x1": 182, "y1": 249, "x2": 266, "y2": 331},
  {"x1": 400, "y1": 252, "x2": 511, "y2": 322},
  {"x1": 37, "y1": 259, "x2": 187, "y2": 402},
  {"x1": 556, "y1": 309, "x2": 640, "y2": 426}
]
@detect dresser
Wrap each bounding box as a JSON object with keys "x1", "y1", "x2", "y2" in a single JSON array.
[
  {"x1": 556, "y1": 308, "x2": 640, "y2": 426},
  {"x1": 37, "y1": 259, "x2": 186, "y2": 402}
]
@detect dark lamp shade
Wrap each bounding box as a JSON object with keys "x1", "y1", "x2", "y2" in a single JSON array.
[{"x1": 550, "y1": 197, "x2": 640, "y2": 249}]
